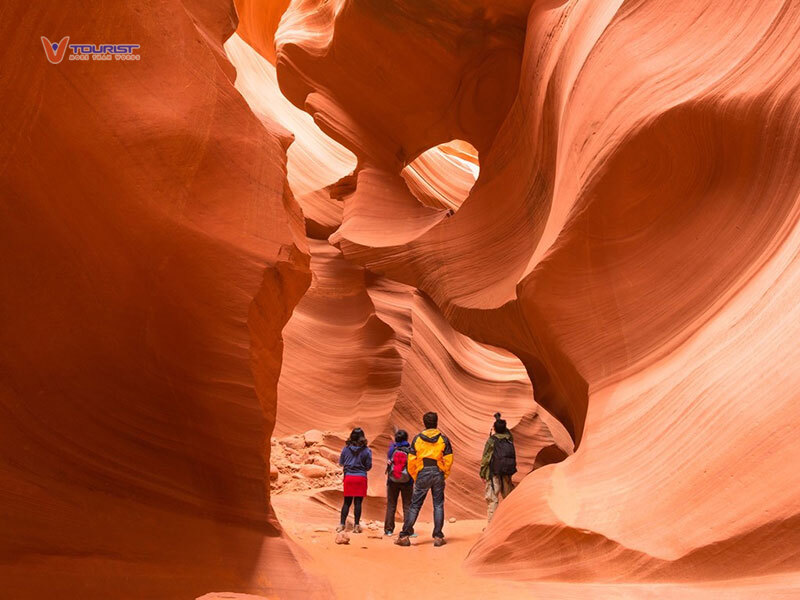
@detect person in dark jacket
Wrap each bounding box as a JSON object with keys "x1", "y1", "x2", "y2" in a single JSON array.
[
  {"x1": 384, "y1": 429, "x2": 414, "y2": 536},
  {"x1": 338, "y1": 427, "x2": 373, "y2": 533},
  {"x1": 480, "y1": 413, "x2": 517, "y2": 522}
]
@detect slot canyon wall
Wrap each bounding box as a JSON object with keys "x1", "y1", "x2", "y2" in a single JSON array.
[
  {"x1": 2, "y1": 0, "x2": 799, "y2": 597},
  {"x1": 244, "y1": 0, "x2": 800, "y2": 586},
  {"x1": 225, "y1": 28, "x2": 568, "y2": 518},
  {"x1": 0, "y1": 0, "x2": 327, "y2": 598}
]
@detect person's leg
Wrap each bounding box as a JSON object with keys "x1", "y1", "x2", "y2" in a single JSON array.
[
  {"x1": 353, "y1": 496, "x2": 363, "y2": 525},
  {"x1": 385, "y1": 482, "x2": 400, "y2": 533},
  {"x1": 431, "y1": 471, "x2": 446, "y2": 539},
  {"x1": 340, "y1": 496, "x2": 353, "y2": 528},
  {"x1": 400, "y1": 482, "x2": 414, "y2": 535},
  {"x1": 400, "y1": 471, "x2": 431, "y2": 537},
  {"x1": 485, "y1": 478, "x2": 499, "y2": 522}
]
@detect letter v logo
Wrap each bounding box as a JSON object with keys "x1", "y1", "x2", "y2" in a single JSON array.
[{"x1": 41, "y1": 36, "x2": 70, "y2": 64}]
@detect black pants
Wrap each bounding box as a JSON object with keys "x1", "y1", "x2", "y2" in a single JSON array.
[
  {"x1": 340, "y1": 496, "x2": 363, "y2": 526},
  {"x1": 400, "y1": 467, "x2": 445, "y2": 538},
  {"x1": 384, "y1": 480, "x2": 413, "y2": 533}
]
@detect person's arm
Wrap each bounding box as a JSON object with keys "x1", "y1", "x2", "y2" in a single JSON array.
[
  {"x1": 407, "y1": 435, "x2": 421, "y2": 480},
  {"x1": 339, "y1": 447, "x2": 346, "y2": 468},
  {"x1": 441, "y1": 434, "x2": 454, "y2": 479},
  {"x1": 479, "y1": 437, "x2": 494, "y2": 480},
  {"x1": 364, "y1": 448, "x2": 373, "y2": 471}
]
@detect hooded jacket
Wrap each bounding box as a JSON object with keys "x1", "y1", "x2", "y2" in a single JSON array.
[
  {"x1": 339, "y1": 444, "x2": 373, "y2": 477},
  {"x1": 407, "y1": 428, "x2": 454, "y2": 480},
  {"x1": 479, "y1": 431, "x2": 513, "y2": 480}
]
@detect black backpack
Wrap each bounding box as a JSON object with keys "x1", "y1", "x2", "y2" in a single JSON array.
[{"x1": 490, "y1": 436, "x2": 517, "y2": 476}]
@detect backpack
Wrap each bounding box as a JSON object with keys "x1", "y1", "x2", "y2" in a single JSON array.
[
  {"x1": 387, "y1": 446, "x2": 411, "y2": 483},
  {"x1": 490, "y1": 436, "x2": 517, "y2": 476}
]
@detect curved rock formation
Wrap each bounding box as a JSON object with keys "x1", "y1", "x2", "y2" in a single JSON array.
[
  {"x1": 265, "y1": 0, "x2": 800, "y2": 585},
  {"x1": 275, "y1": 253, "x2": 561, "y2": 517},
  {"x1": 276, "y1": 239, "x2": 402, "y2": 436},
  {"x1": 227, "y1": 25, "x2": 562, "y2": 519},
  {"x1": 386, "y1": 293, "x2": 560, "y2": 516},
  {"x1": 233, "y1": 0, "x2": 291, "y2": 64},
  {"x1": 0, "y1": 1, "x2": 327, "y2": 598},
  {"x1": 5, "y1": 0, "x2": 799, "y2": 594}
]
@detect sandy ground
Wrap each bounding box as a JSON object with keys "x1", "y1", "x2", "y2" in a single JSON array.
[
  {"x1": 277, "y1": 517, "x2": 532, "y2": 597},
  {"x1": 271, "y1": 491, "x2": 800, "y2": 600}
]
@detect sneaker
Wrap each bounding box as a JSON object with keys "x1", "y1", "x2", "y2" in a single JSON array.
[
  {"x1": 433, "y1": 537, "x2": 446, "y2": 547},
  {"x1": 394, "y1": 535, "x2": 411, "y2": 547},
  {"x1": 409, "y1": 533, "x2": 418, "y2": 538},
  {"x1": 335, "y1": 524, "x2": 346, "y2": 533},
  {"x1": 352, "y1": 524, "x2": 363, "y2": 534},
  {"x1": 384, "y1": 530, "x2": 393, "y2": 536}
]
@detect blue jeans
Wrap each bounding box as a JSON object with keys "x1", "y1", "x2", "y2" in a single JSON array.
[{"x1": 400, "y1": 466, "x2": 445, "y2": 537}]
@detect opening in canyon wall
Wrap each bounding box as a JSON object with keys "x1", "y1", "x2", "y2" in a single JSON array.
[{"x1": 401, "y1": 140, "x2": 480, "y2": 213}]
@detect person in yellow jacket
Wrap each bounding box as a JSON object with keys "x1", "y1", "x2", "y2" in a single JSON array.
[{"x1": 395, "y1": 412, "x2": 453, "y2": 547}]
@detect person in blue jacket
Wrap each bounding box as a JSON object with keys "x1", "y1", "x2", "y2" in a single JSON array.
[{"x1": 337, "y1": 427, "x2": 372, "y2": 533}]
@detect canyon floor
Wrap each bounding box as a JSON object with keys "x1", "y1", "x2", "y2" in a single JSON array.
[{"x1": 272, "y1": 488, "x2": 800, "y2": 600}]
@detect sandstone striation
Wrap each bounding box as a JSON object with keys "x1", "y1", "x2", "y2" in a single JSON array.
[{"x1": 265, "y1": 0, "x2": 800, "y2": 585}]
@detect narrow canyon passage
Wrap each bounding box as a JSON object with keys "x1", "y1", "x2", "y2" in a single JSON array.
[
  {"x1": 3, "y1": 1, "x2": 800, "y2": 599},
  {"x1": 225, "y1": 24, "x2": 577, "y2": 596},
  {"x1": 226, "y1": 0, "x2": 800, "y2": 593},
  {"x1": 226, "y1": 28, "x2": 567, "y2": 524}
]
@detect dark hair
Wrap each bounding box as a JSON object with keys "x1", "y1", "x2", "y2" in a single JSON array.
[
  {"x1": 394, "y1": 429, "x2": 408, "y2": 443},
  {"x1": 346, "y1": 427, "x2": 367, "y2": 447},
  {"x1": 493, "y1": 412, "x2": 508, "y2": 434},
  {"x1": 423, "y1": 412, "x2": 438, "y2": 429}
]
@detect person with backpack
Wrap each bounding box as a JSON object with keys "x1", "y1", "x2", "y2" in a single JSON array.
[
  {"x1": 337, "y1": 427, "x2": 373, "y2": 533},
  {"x1": 383, "y1": 429, "x2": 414, "y2": 536},
  {"x1": 395, "y1": 412, "x2": 454, "y2": 547},
  {"x1": 480, "y1": 412, "x2": 517, "y2": 522}
]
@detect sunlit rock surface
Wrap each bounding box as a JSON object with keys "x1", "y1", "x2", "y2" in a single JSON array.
[
  {"x1": 227, "y1": 31, "x2": 563, "y2": 518},
  {"x1": 263, "y1": 0, "x2": 800, "y2": 585}
]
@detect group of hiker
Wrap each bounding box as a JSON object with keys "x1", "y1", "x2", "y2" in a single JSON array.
[{"x1": 337, "y1": 411, "x2": 517, "y2": 546}]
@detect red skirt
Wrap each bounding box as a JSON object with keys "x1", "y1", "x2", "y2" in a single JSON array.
[{"x1": 343, "y1": 474, "x2": 368, "y2": 497}]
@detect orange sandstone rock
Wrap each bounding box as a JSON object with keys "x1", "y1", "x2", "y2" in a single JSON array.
[
  {"x1": 0, "y1": 0, "x2": 326, "y2": 598},
  {"x1": 264, "y1": 0, "x2": 800, "y2": 585}
]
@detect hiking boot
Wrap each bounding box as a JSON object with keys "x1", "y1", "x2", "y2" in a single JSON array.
[
  {"x1": 395, "y1": 535, "x2": 411, "y2": 547},
  {"x1": 352, "y1": 524, "x2": 363, "y2": 534},
  {"x1": 433, "y1": 537, "x2": 446, "y2": 547},
  {"x1": 335, "y1": 524, "x2": 346, "y2": 533}
]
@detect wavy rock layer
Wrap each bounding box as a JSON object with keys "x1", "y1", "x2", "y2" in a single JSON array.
[
  {"x1": 226, "y1": 33, "x2": 563, "y2": 518},
  {"x1": 0, "y1": 1, "x2": 326, "y2": 598},
  {"x1": 387, "y1": 293, "x2": 560, "y2": 516},
  {"x1": 276, "y1": 239, "x2": 402, "y2": 436},
  {"x1": 276, "y1": 250, "x2": 560, "y2": 517},
  {"x1": 265, "y1": 0, "x2": 800, "y2": 585}
]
